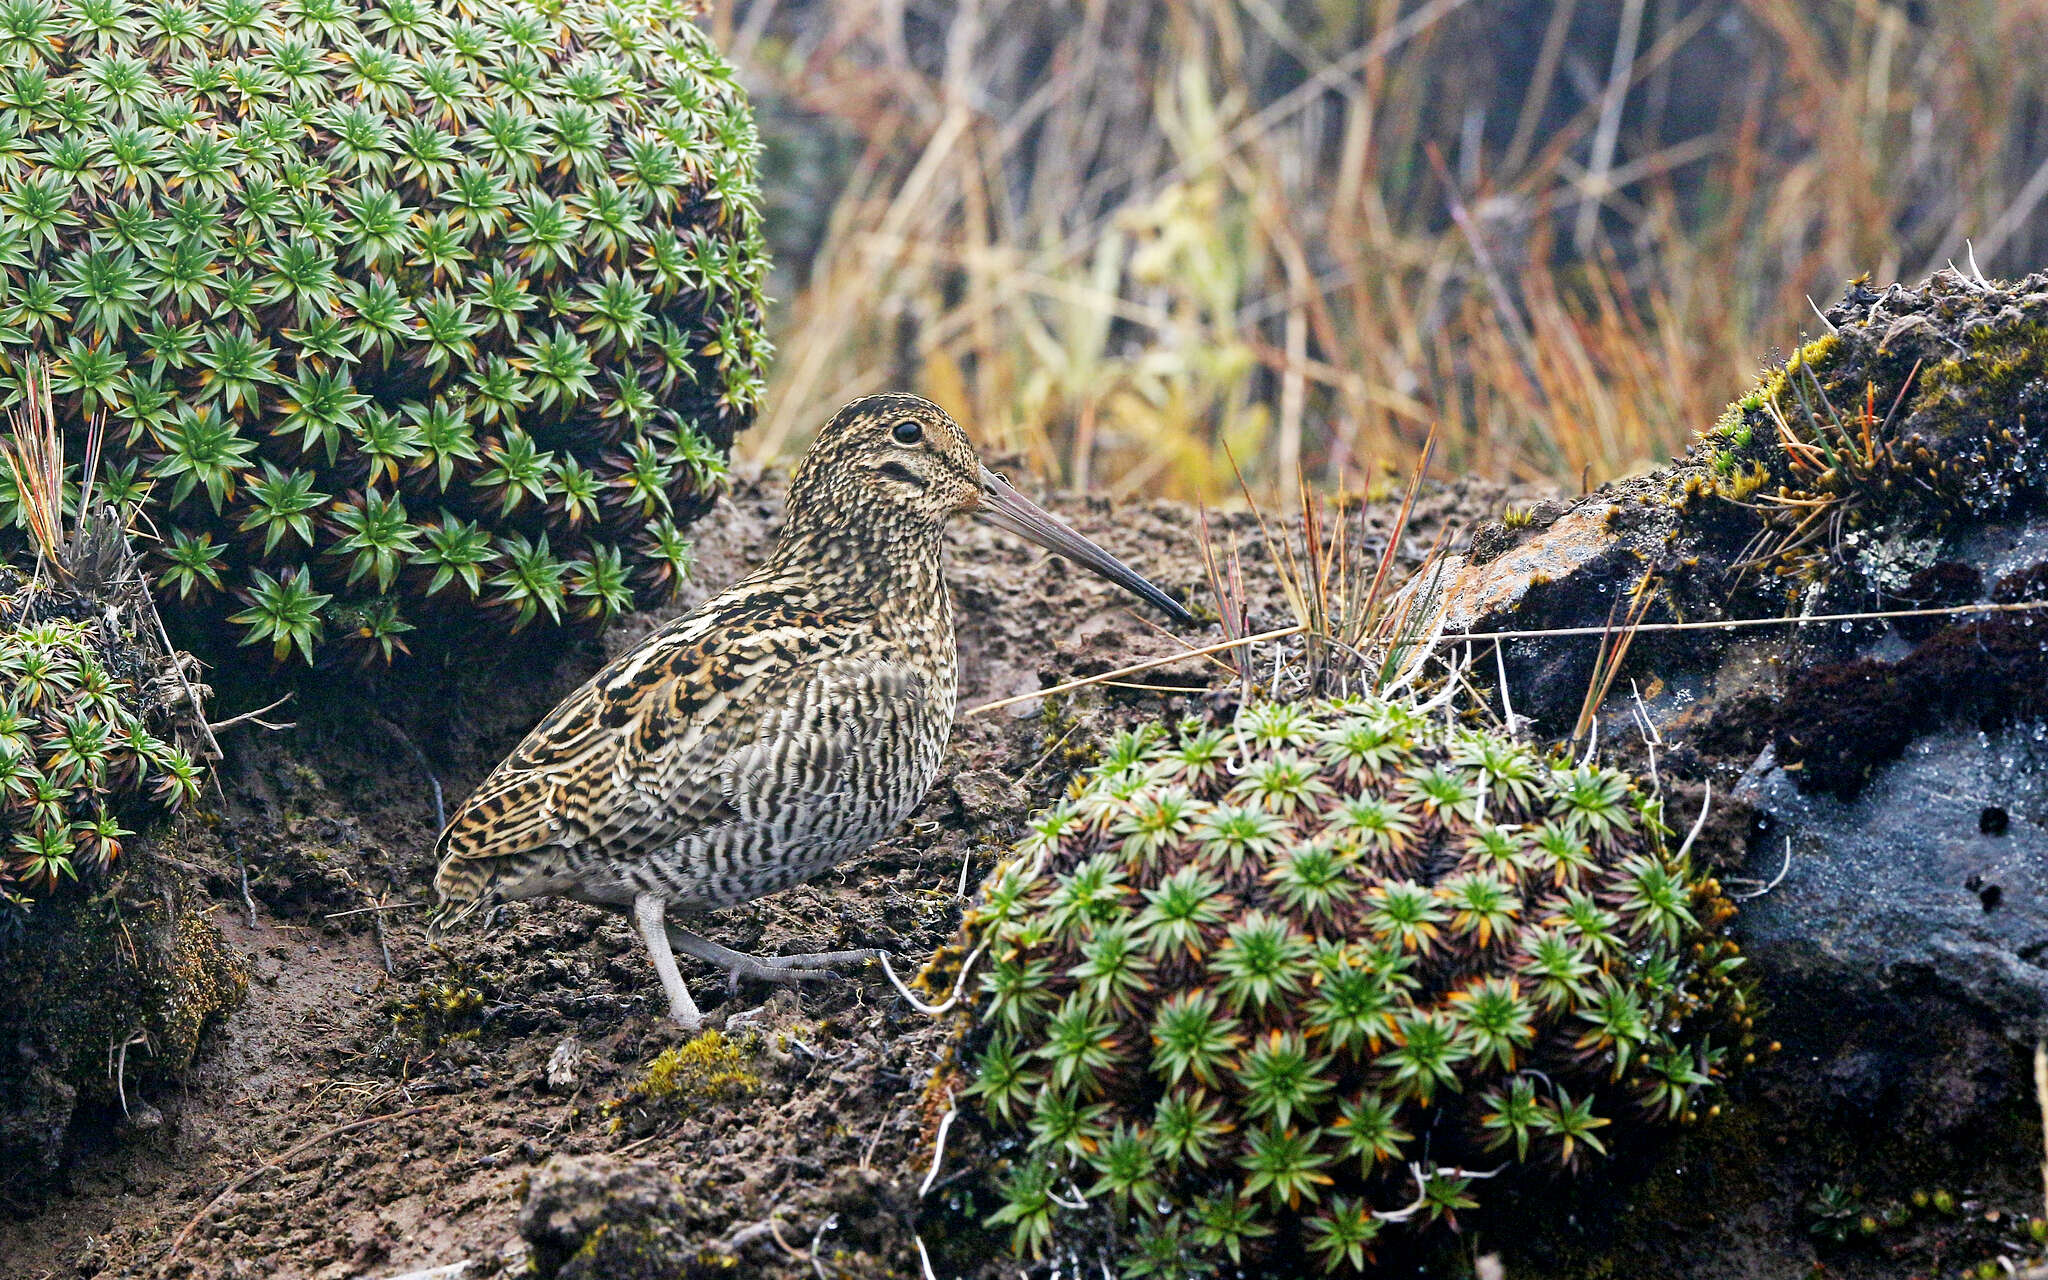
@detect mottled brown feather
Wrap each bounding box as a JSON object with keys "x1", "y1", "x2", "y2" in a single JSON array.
[{"x1": 430, "y1": 393, "x2": 1182, "y2": 947}]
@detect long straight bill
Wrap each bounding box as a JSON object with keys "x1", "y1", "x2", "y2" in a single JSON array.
[{"x1": 976, "y1": 465, "x2": 1194, "y2": 625}]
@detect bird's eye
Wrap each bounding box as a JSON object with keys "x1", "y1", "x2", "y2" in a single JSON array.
[{"x1": 891, "y1": 419, "x2": 923, "y2": 445}]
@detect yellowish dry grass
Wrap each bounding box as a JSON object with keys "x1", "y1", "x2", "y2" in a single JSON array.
[{"x1": 713, "y1": 0, "x2": 2048, "y2": 502}]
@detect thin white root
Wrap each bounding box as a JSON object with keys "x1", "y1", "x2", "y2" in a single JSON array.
[
  {"x1": 1674, "y1": 781, "x2": 1712, "y2": 863},
  {"x1": 207, "y1": 692, "x2": 296, "y2": 733},
  {"x1": 878, "y1": 942, "x2": 988, "y2": 1016},
  {"x1": 1375, "y1": 1162, "x2": 1508, "y2": 1223},
  {"x1": 108, "y1": 1029, "x2": 150, "y2": 1118},
  {"x1": 1495, "y1": 642, "x2": 1520, "y2": 739},
  {"x1": 1730, "y1": 835, "x2": 1793, "y2": 900},
  {"x1": 1966, "y1": 239, "x2": 1993, "y2": 290},
  {"x1": 1629, "y1": 679, "x2": 1662, "y2": 794},
  {"x1": 809, "y1": 1213, "x2": 838, "y2": 1280},
  {"x1": 919, "y1": 1097, "x2": 958, "y2": 1199},
  {"x1": 372, "y1": 1264, "x2": 472, "y2": 1280}
]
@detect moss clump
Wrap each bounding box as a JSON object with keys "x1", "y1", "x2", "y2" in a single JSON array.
[
  {"x1": 384, "y1": 969, "x2": 487, "y2": 1048},
  {"x1": 0, "y1": 0, "x2": 770, "y2": 667},
  {"x1": 627, "y1": 1030, "x2": 759, "y2": 1111},
  {"x1": 0, "y1": 557, "x2": 239, "y2": 1190},
  {"x1": 0, "y1": 832, "x2": 244, "y2": 1190},
  {"x1": 1696, "y1": 270, "x2": 2048, "y2": 558},
  {"x1": 948, "y1": 699, "x2": 1751, "y2": 1275}
]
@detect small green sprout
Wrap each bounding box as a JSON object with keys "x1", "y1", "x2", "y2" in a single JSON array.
[{"x1": 227, "y1": 565, "x2": 331, "y2": 664}]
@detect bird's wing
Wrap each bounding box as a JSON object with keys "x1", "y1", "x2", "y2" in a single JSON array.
[{"x1": 433, "y1": 597, "x2": 936, "y2": 904}]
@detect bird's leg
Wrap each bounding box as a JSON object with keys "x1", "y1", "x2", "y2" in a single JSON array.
[
  {"x1": 633, "y1": 893, "x2": 703, "y2": 1030},
  {"x1": 664, "y1": 925, "x2": 883, "y2": 991}
]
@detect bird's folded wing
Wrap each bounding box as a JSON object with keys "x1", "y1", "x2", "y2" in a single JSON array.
[{"x1": 436, "y1": 627, "x2": 931, "y2": 878}]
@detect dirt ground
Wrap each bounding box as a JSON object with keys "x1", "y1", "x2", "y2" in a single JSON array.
[{"x1": 0, "y1": 464, "x2": 1506, "y2": 1280}]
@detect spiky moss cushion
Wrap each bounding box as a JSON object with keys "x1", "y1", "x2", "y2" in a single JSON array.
[
  {"x1": 0, "y1": 566, "x2": 203, "y2": 931},
  {"x1": 947, "y1": 699, "x2": 1753, "y2": 1275},
  {"x1": 0, "y1": 0, "x2": 769, "y2": 664}
]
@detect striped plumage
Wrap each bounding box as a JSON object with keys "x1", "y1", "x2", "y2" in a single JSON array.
[{"x1": 432, "y1": 394, "x2": 1191, "y2": 1028}]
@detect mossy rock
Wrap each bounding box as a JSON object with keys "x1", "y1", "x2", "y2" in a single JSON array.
[
  {"x1": 0, "y1": 847, "x2": 245, "y2": 1189},
  {"x1": 0, "y1": 556, "x2": 239, "y2": 1190},
  {"x1": 1698, "y1": 269, "x2": 2048, "y2": 531},
  {"x1": 0, "y1": 0, "x2": 771, "y2": 668}
]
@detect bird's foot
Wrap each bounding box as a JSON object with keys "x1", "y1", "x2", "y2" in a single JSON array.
[
  {"x1": 634, "y1": 893, "x2": 706, "y2": 1031},
  {"x1": 665, "y1": 926, "x2": 885, "y2": 993},
  {"x1": 667, "y1": 998, "x2": 706, "y2": 1032}
]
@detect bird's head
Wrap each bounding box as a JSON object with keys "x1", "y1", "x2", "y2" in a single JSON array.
[{"x1": 785, "y1": 393, "x2": 1194, "y2": 624}]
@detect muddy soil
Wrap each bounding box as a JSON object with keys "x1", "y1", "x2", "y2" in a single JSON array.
[{"x1": 0, "y1": 466, "x2": 1507, "y2": 1280}]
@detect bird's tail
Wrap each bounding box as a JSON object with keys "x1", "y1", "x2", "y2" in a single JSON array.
[
  {"x1": 426, "y1": 840, "x2": 498, "y2": 939},
  {"x1": 423, "y1": 893, "x2": 491, "y2": 940}
]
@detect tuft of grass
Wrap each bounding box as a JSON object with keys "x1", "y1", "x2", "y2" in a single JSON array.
[{"x1": 1198, "y1": 434, "x2": 1449, "y2": 702}]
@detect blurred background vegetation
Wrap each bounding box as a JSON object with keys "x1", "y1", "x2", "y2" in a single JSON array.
[{"x1": 706, "y1": 0, "x2": 2048, "y2": 503}]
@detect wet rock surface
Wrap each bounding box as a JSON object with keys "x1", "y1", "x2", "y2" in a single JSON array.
[{"x1": 1738, "y1": 725, "x2": 2048, "y2": 1045}]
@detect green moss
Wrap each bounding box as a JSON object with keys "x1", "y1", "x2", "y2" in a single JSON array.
[
  {"x1": 1910, "y1": 317, "x2": 2048, "y2": 433},
  {"x1": 1039, "y1": 691, "x2": 1099, "y2": 773},
  {"x1": 634, "y1": 1029, "x2": 759, "y2": 1107},
  {"x1": 1677, "y1": 271, "x2": 2048, "y2": 593},
  {"x1": 561, "y1": 1220, "x2": 681, "y2": 1279},
  {"x1": 384, "y1": 969, "x2": 487, "y2": 1047}
]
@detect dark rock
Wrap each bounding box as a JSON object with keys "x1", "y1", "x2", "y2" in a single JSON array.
[
  {"x1": 518, "y1": 1154, "x2": 691, "y2": 1278},
  {"x1": 1735, "y1": 719, "x2": 2048, "y2": 1064},
  {"x1": 0, "y1": 1059, "x2": 75, "y2": 1182},
  {"x1": 0, "y1": 854, "x2": 245, "y2": 1196}
]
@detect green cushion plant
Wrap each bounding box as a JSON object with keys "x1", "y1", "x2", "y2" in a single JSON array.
[
  {"x1": 0, "y1": 0, "x2": 769, "y2": 664},
  {"x1": 0, "y1": 571, "x2": 203, "y2": 935},
  {"x1": 948, "y1": 698, "x2": 1755, "y2": 1275}
]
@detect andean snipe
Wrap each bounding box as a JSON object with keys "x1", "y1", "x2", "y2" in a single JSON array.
[{"x1": 431, "y1": 395, "x2": 1192, "y2": 1028}]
